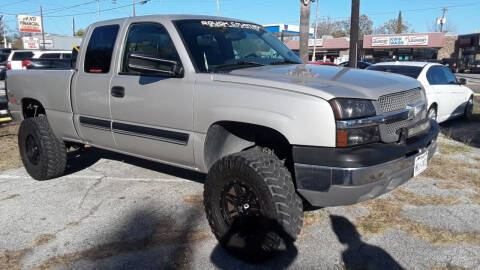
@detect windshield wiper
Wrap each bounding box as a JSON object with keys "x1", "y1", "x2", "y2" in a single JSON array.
[
  {"x1": 213, "y1": 61, "x2": 265, "y2": 72},
  {"x1": 269, "y1": 60, "x2": 302, "y2": 65}
]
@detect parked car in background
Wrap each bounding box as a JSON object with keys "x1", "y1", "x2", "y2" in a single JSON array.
[
  {"x1": 6, "y1": 50, "x2": 35, "y2": 70},
  {"x1": 23, "y1": 49, "x2": 76, "y2": 70},
  {"x1": 441, "y1": 58, "x2": 467, "y2": 73},
  {"x1": 307, "y1": 61, "x2": 338, "y2": 66},
  {"x1": 0, "y1": 54, "x2": 7, "y2": 80},
  {"x1": 0, "y1": 95, "x2": 11, "y2": 124},
  {"x1": 339, "y1": 61, "x2": 371, "y2": 69},
  {"x1": 469, "y1": 60, "x2": 480, "y2": 73},
  {"x1": 368, "y1": 62, "x2": 474, "y2": 123},
  {"x1": 32, "y1": 50, "x2": 72, "y2": 60}
]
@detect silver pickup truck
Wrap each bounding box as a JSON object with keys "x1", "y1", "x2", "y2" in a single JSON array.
[{"x1": 7, "y1": 15, "x2": 438, "y2": 259}]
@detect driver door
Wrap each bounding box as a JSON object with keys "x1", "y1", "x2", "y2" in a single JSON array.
[{"x1": 109, "y1": 22, "x2": 195, "y2": 168}]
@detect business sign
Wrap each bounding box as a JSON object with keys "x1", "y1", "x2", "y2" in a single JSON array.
[
  {"x1": 40, "y1": 39, "x2": 53, "y2": 49},
  {"x1": 372, "y1": 35, "x2": 429, "y2": 47},
  {"x1": 22, "y1": 37, "x2": 39, "y2": 49},
  {"x1": 308, "y1": 39, "x2": 323, "y2": 47},
  {"x1": 18, "y1": 15, "x2": 42, "y2": 33}
]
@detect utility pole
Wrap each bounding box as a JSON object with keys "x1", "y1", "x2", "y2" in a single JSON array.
[
  {"x1": 439, "y1": 7, "x2": 448, "y2": 32},
  {"x1": 348, "y1": 0, "x2": 359, "y2": 68},
  {"x1": 312, "y1": 0, "x2": 319, "y2": 62},
  {"x1": 1, "y1": 14, "x2": 6, "y2": 48},
  {"x1": 40, "y1": 6, "x2": 46, "y2": 50},
  {"x1": 97, "y1": 0, "x2": 101, "y2": 20},
  {"x1": 299, "y1": 0, "x2": 311, "y2": 62},
  {"x1": 72, "y1": 17, "x2": 75, "y2": 36},
  {"x1": 132, "y1": 0, "x2": 136, "y2": 16},
  {"x1": 216, "y1": 0, "x2": 220, "y2": 16}
]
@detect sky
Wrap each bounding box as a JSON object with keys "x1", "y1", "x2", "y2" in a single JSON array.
[{"x1": 2, "y1": 0, "x2": 480, "y2": 36}]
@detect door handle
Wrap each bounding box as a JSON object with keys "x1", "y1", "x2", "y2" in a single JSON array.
[{"x1": 111, "y1": 86, "x2": 125, "y2": 98}]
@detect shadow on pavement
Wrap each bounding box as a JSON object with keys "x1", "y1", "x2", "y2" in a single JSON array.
[
  {"x1": 33, "y1": 204, "x2": 208, "y2": 269},
  {"x1": 64, "y1": 147, "x2": 205, "y2": 184},
  {"x1": 330, "y1": 215, "x2": 403, "y2": 270},
  {"x1": 210, "y1": 216, "x2": 298, "y2": 269},
  {"x1": 439, "y1": 118, "x2": 480, "y2": 148}
]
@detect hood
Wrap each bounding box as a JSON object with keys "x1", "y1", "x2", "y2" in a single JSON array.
[{"x1": 212, "y1": 64, "x2": 421, "y2": 100}]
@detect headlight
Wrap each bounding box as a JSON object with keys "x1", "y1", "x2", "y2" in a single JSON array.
[
  {"x1": 330, "y1": 98, "x2": 380, "y2": 147},
  {"x1": 329, "y1": 98, "x2": 376, "y2": 120}
]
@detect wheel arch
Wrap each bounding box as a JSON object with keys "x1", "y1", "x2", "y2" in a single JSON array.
[
  {"x1": 21, "y1": 98, "x2": 46, "y2": 118},
  {"x1": 203, "y1": 121, "x2": 293, "y2": 173}
]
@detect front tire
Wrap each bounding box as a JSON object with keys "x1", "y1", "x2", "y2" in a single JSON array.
[
  {"x1": 428, "y1": 106, "x2": 438, "y2": 121},
  {"x1": 465, "y1": 96, "x2": 474, "y2": 120},
  {"x1": 18, "y1": 116, "x2": 67, "y2": 180},
  {"x1": 204, "y1": 147, "x2": 303, "y2": 262}
]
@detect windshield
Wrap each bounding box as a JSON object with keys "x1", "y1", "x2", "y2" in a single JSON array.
[
  {"x1": 367, "y1": 65, "x2": 423, "y2": 79},
  {"x1": 174, "y1": 20, "x2": 302, "y2": 73}
]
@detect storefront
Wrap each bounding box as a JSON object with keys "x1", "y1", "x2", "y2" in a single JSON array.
[
  {"x1": 283, "y1": 38, "x2": 350, "y2": 63},
  {"x1": 362, "y1": 33, "x2": 446, "y2": 63},
  {"x1": 456, "y1": 33, "x2": 480, "y2": 65}
]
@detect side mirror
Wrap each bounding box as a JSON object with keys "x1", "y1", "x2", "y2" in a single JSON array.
[
  {"x1": 458, "y1": 78, "x2": 467, "y2": 85},
  {"x1": 127, "y1": 52, "x2": 182, "y2": 77}
]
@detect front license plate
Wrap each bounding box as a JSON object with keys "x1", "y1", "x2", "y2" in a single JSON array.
[{"x1": 414, "y1": 151, "x2": 428, "y2": 177}]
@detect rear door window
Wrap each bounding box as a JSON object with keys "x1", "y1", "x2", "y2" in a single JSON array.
[
  {"x1": 12, "y1": 52, "x2": 34, "y2": 60},
  {"x1": 84, "y1": 24, "x2": 120, "y2": 73}
]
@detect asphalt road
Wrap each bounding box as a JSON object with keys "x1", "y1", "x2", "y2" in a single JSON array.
[
  {"x1": 456, "y1": 72, "x2": 480, "y2": 93},
  {"x1": 1, "y1": 76, "x2": 480, "y2": 270}
]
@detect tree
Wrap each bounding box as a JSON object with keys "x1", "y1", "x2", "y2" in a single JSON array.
[
  {"x1": 339, "y1": 14, "x2": 373, "y2": 38},
  {"x1": 427, "y1": 19, "x2": 457, "y2": 33},
  {"x1": 75, "y1": 29, "x2": 85, "y2": 37},
  {"x1": 375, "y1": 14, "x2": 410, "y2": 34}
]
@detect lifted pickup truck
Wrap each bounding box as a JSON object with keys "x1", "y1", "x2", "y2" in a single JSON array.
[{"x1": 7, "y1": 15, "x2": 438, "y2": 259}]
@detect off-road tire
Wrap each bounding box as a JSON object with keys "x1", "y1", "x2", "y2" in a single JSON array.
[
  {"x1": 464, "y1": 96, "x2": 474, "y2": 120},
  {"x1": 428, "y1": 106, "x2": 437, "y2": 121},
  {"x1": 204, "y1": 147, "x2": 303, "y2": 261},
  {"x1": 18, "y1": 116, "x2": 67, "y2": 180}
]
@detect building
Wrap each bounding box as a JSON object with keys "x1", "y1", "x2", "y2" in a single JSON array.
[
  {"x1": 263, "y1": 24, "x2": 314, "y2": 41},
  {"x1": 455, "y1": 33, "x2": 480, "y2": 65},
  {"x1": 23, "y1": 33, "x2": 82, "y2": 50},
  {"x1": 362, "y1": 33, "x2": 448, "y2": 62},
  {"x1": 283, "y1": 38, "x2": 350, "y2": 63}
]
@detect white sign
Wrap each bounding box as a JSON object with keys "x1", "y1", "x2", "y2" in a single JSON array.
[
  {"x1": 22, "y1": 37, "x2": 39, "y2": 49},
  {"x1": 372, "y1": 35, "x2": 429, "y2": 47},
  {"x1": 40, "y1": 40, "x2": 54, "y2": 49},
  {"x1": 308, "y1": 39, "x2": 324, "y2": 47},
  {"x1": 18, "y1": 14, "x2": 42, "y2": 33}
]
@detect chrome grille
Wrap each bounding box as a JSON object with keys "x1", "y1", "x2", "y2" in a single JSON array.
[
  {"x1": 378, "y1": 87, "x2": 423, "y2": 114},
  {"x1": 377, "y1": 87, "x2": 425, "y2": 140}
]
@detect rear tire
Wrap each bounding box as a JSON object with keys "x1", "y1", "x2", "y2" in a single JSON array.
[
  {"x1": 18, "y1": 116, "x2": 67, "y2": 180},
  {"x1": 204, "y1": 147, "x2": 303, "y2": 262}
]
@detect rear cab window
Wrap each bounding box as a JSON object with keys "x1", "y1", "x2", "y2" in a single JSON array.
[
  {"x1": 84, "y1": 24, "x2": 120, "y2": 73},
  {"x1": 367, "y1": 65, "x2": 423, "y2": 79}
]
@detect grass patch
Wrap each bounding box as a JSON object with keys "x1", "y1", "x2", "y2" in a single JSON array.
[
  {"x1": 422, "y1": 155, "x2": 480, "y2": 191},
  {"x1": 430, "y1": 264, "x2": 469, "y2": 270},
  {"x1": 183, "y1": 195, "x2": 203, "y2": 203},
  {"x1": 0, "y1": 123, "x2": 22, "y2": 171},
  {"x1": 437, "y1": 142, "x2": 471, "y2": 155},
  {"x1": 0, "y1": 249, "x2": 31, "y2": 270},
  {"x1": 355, "y1": 188, "x2": 480, "y2": 245},
  {"x1": 31, "y1": 234, "x2": 56, "y2": 247},
  {"x1": 467, "y1": 194, "x2": 480, "y2": 205}
]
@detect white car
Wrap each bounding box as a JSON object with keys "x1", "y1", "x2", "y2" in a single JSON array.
[
  {"x1": 7, "y1": 50, "x2": 72, "y2": 70},
  {"x1": 368, "y1": 62, "x2": 474, "y2": 123}
]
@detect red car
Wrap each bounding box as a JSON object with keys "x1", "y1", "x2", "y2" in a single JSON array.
[{"x1": 307, "y1": 61, "x2": 339, "y2": 66}]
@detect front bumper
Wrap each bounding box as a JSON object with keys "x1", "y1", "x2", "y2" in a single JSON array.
[{"x1": 293, "y1": 120, "x2": 439, "y2": 207}]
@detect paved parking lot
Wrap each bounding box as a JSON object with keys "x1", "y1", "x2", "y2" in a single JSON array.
[{"x1": 1, "y1": 77, "x2": 480, "y2": 270}]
